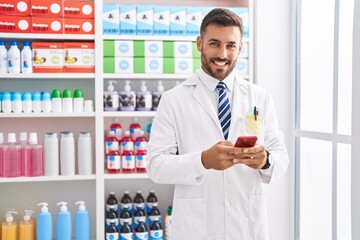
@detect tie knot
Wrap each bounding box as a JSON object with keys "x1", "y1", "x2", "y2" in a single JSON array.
[{"x1": 217, "y1": 82, "x2": 227, "y2": 91}]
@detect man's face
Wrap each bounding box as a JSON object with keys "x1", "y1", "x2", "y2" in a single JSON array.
[{"x1": 197, "y1": 23, "x2": 242, "y2": 80}]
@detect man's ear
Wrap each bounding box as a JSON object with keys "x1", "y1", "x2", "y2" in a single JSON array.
[{"x1": 196, "y1": 36, "x2": 202, "y2": 52}]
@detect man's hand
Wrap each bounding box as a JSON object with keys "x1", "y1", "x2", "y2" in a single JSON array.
[
  {"x1": 201, "y1": 141, "x2": 235, "y2": 170},
  {"x1": 232, "y1": 144, "x2": 267, "y2": 169}
]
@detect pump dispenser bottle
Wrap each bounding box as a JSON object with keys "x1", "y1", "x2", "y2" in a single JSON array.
[
  {"x1": 1, "y1": 211, "x2": 18, "y2": 240},
  {"x1": 36, "y1": 202, "x2": 52, "y2": 240},
  {"x1": 104, "y1": 80, "x2": 119, "y2": 111},
  {"x1": 119, "y1": 80, "x2": 136, "y2": 111},
  {"x1": 75, "y1": 201, "x2": 90, "y2": 240},
  {"x1": 136, "y1": 81, "x2": 152, "y2": 111},
  {"x1": 56, "y1": 202, "x2": 72, "y2": 240},
  {"x1": 152, "y1": 80, "x2": 164, "y2": 111},
  {"x1": 19, "y1": 209, "x2": 35, "y2": 240}
]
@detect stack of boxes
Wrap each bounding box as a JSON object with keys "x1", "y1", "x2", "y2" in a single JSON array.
[
  {"x1": 0, "y1": 0, "x2": 94, "y2": 34},
  {"x1": 103, "y1": 40, "x2": 201, "y2": 74}
]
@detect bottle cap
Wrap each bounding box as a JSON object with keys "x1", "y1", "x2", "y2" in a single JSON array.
[
  {"x1": 61, "y1": 131, "x2": 73, "y2": 138},
  {"x1": 20, "y1": 132, "x2": 27, "y2": 142},
  {"x1": 23, "y1": 41, "x2": 31, "y2": 47},
  {"x1": 0, "y1": 132, "x2": 3, "y2": 144},
  {"x1": 63, "y1": 89, "x2": 72, "y2": 98},
  {"x1": 5, "y1": 211, "x2": 17, "y2": 223},
  {"x1": 41, "y1": 92, "x2": 51, "y2": 101},
  {"x1": 124, "y1": 190, "x2": 130, "y2": 194},
  {"x1": 37, "y1": 202, "x2": 49, "y2": 212},
  {"x1": 2, "y1": 92, "x2": 11, "y2": 101},
  {"x1": 51, "y1": 89, "x2": 62, "y2": 98},
  {"x1": 109, "y1": 191, "x2": 115, "y2": 195},
  {"x1": 23, "y1": 209, "x2": 35, "y2": 222},
  {"x1": 12, "y1": 92, "x2": 22, "y2": 101},
  {"x1": 140, "y1": 81, "x2": 147, "y2": 92},
  {"x1": 57, "y1": 201, "x2": 68, "y2": 212},
  {"x1": 7, "y1": 133, "x2": 16, "y2": 143},
  {"x1": 149, "y1": 189, "x2": 155, "y2": 193},
  {"x1": 10, "y1": 41, "x2": 18, "y2": 46},
  {"x1": 74, "y1": 89, "x2": 84, "y2": 98},
  {"x1": 29, "y1": 132, "x2": 38, "y2": 144},
  {"x1": 107, "y1": 80, "x2": 116, "y2": 92},
  {"x1": 32, "y1": 92, "x2": 41, "y2": 101},
  {"x1": 22, "y1": 92, "x2": 32, "y2": 101},
  {"x1": 79, "y1": 131, "x2": 90, "y2": 138},
  {"x1": 45, "y1": 132, "x2": 57, "y2": 138},
  {"x1": 75, "y1": 201, "x2": 86, "y2": 211},
  {"x1": 124, "y1": 80, "x2": 131, "y2": 92}
]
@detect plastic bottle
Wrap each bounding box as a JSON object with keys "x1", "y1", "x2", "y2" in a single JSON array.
[
  {"x1": 119, "y1": 205, "x2": 132, "y2": 230},
  {"x1": 105, "y1": 129, "x2": 119, "y2": 155},
  {"x1": 135, "y1": 130, "x2": 147, "y2": 153},
  {"x1": 105, "y1": 208, "x2": 118, "y2": 229},
  {"x1": 119, "y1": 219, "x2": 134, "y2": 240},
  {"x1": 41, "y1": 92, "x2": 51, "y2": 113},
  {"x1": 22, "y1": 92, "x2": 32, "y2": 113},
  {"x1": 109, "y1": 118, "x2": 122, "y2": 141},
  {"x1": 78, "y1": 132, "x2": 92, "y2": 175},
  {"x1": 121, "y1": 145, "x2": 135, "y2": 173},
  {"x1": 3, "y1": 133, "x2": 20, "y2": 177},
  {"x1": 104, "y1": 80, "x2": 119, "y2": 111},
  {"x1": 51, "y1": 89, "x2": 62, "y2": 113},
  {"x1": 29, "y1": 132, "x2": 43, "y2": 176},
  {"x1": 20, "y1": 132, "x2": 31, "y2": 176},
  {"x1": 136, "y1": 80, "x2": 152, "y2": 111},
  {"x1": 56, "y1": 202, "x2": 72, "y2": 240},
  {"x1": 11, "y1": 92, "x2": 22, "y2": 113},
  {"x1": 165, "y1": 206, "x2": 172, "y2": 240},
  {"x1": 119, "y1": 130, "x2": 134, "y2": 155},
  {"x1": 73, "y1": 89, "x2": 84, "y2": 113},
  {"x1": 120, "y1": 191, "x2": 133, "y2": 214},
  {"x1": 8, "y1": 41, "x2": 20, "y2": 74},
  {"x1": 136, "y1": 148, "x2": 147, "y2": 173},
  {"x1": 150, "y1": 217, "x2": 164, "y2": 240},
  {"x1": 119, "y1": 80, "x2": 136, "y2": 111},
  {"x1": 60, "y1": 131, "x2": 75, "y2": 176},
  {"x1": 83, "y1": 100, "x2": 93, "y2": 112},
  {"x1": 107, "y1": 144, "x2": 121, "y2": 174},
  {"x1": 44, "y1": 132, "x2": 59, "y2": 176},
  {"x1": 0, "y1": 40, "x2": 8, "y2": 74},
  {"x1": 0, "y1": 132, "x2": 5, "y2": 177},
  {"x1": 19, "y1": 210, "x2": 36, "y2": 240},
  {"x1": 129, "y1": 118, "x2": 141, "y2": 141},
  {"x1": 0, "y1": 91, "x2": 2, "y2": 112},
  {"x1": 152, "y1": 81, "x2": 164, "y2": 111},
  {"x1": 62, "y1": 89, "x2": 73, "y2": 113},
  {"x1": 1, "y1": 92, "x2": 12, "y2": 113},
  {"x1": 105, "y1": 222, "x2": 118, "y2": 240},
  {"x1": 105, "y1": 192, "x2": 119, "y2": 215},
  {"x1": 21, "y1": 41, "x2": 33, "y2": 74},
  {"x1": 146, "y1": 190, "x2": 158, "y2": 214},
  {"x1": 148, "y1": 203, "x2": 162, "y2": 227},
  {"x1": 1, "y1": 211, "x2": 18, "y2": 240},
  {"x1": 133, "y1": 206, "x2": 146, "y2": 229},
  {"x1": 135, "y1": 219, "x2": 148, "y2": 240},
  {"x1": 133, "y1": 190, "x2": 145, "y2": 212},
  {"x1": 74, "y1": 201, "x2": 90, "y2": 240},
  {"x1": 36, "y1": 202, "x2": 52, "y2": 240},
  {"x1": 32, "y1": 92, "x2": 42, "y2": 113}
]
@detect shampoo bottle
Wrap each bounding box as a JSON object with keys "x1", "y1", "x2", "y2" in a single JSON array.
[
  {"x1": 1, "y1": 211, "x2": 18, "y2": 240},
  {"x1": 75, "y1": 201, "x2": 90, "y2": 240},
  {"x1": 104, "y1": 80, "x2": 119, "y2": 111},
  {"x1": 152, "y1": 81, "x2": 164, "y2": 111},
  {"x1": 78, "y1": 132, "x2": 93, "y2": 175},
  {"x1": 19, "y1": 209, "x2": 35, "y2": 240},
  {"x1": 136, "y1": 81, "x2": 152, "y2": 111},
  {"x1": 56, "y1": 202, "x2": 72, "y2": 240},
  {"x1": 119, "y1": 80, "x2": 136, "y2": 111},
  {"x1": 0, "y1": 40, "x2": 8, "y2": 74},
  {"x1": 43, "y1": 132, "x2": 59, "y2": 176},
  {"x1": 36, "y1": 202, "x2": 52, "y2": 240}
]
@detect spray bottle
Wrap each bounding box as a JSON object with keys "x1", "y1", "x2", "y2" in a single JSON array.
[
  {"x1": 19, "y1": 209, "x2": 36, "y2": 240},
  {"x1": 119, "y1": 80, "x2": 136, "y2": 111},
  {"x1": 36, "y1": 202, "x2": 52, "y2": 240},
  {"x1": 56, "y1": 202, "x2": 72, "y2": 240},
  {"x1": 75, "y1": 201, "x2": 90, "y2": 240},
  {"x1": 1, "y1": 211, "x2": 18, "y2": 240},
  {"x1": 104, "y1": 80, "x2": 119, "y2": 111}
]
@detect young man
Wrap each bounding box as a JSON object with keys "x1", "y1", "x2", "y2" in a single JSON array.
[{"x1": 147, "y1": 8, "x2": 289, "y2": 240}]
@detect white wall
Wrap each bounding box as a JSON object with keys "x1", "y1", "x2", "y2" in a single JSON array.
[{"x1": 254, "y1": 1, "x2": 293, "y2": 240}]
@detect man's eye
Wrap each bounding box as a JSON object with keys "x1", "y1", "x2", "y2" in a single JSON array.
[{"x1": 209, "y1": 42, "x2": 219, "y2": 46}]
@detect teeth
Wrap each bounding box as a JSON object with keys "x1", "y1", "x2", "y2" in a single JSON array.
[{"x1": 214, "y1": 61, "x2": 226, "y2": 66}]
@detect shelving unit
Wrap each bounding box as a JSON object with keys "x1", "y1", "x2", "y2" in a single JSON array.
[{"x1": 0, "y1": 0, "x2": 253, "y2": 239}]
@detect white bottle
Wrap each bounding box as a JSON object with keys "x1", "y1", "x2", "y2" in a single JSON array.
[
  {"x1": 136, "y1": 81, "x2": 152, "y2": 111},
  {"x1": 73, "y1": 89, "x2": 84, "y2": 113},
  {"x1": 83, "y1": 100, "x2": 93, "y2": 112},
  {"x1": 44, "y1": 132, "x2": 59, "y2": 176},
  {"x1": 62, "y1": 89, "x2": 73, "y2": 113},
  {"x1": 0, "y1": 40, "x2": 8, "y2": 74},
  {"x1": 2, "y1": 92, "x2": 12, "y2": 113},
  {"x1": 78, "y1": 132, "x2": 92, "y2": 175},
  {"x1": 32, "y1": 92, "x2": 42, "y2": 113},
  {"x1": 12, "y1": 92, "x2": 22, "y2": 113},
  {"x1": 60, "y1": 131, "x2": 75, "y2": 175},
  {"x1": 8, "y1": 40, "x2": 20, "y2": 74},
  {"x1": 22, "y1": 92, "x2": 32, "y2": 113},
  {"x1": 41, "y1": 92, "x2": 52, "y2": 113},
  {"x1": 21, "y1": 41, "x2": 33, "y2": 74},
  {"x1": 51, "y1": 89, "x2": 62, "y2": 113}
]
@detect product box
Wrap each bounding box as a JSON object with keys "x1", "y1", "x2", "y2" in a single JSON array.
[
  {"x1": 145, "y1": 57, "x2": 162, "y2": 74},
  {"x1": 239, "y1": 42, "x2": 249, "y2": 58},
  {"x1": 174, "y1": 41, "x2": 192, "y2": 58},
  {"x1": 0, "y1": 0, "x2": 31, "y2": 16},
  {"x1": 103, "y1": 57, "x2": 145, "y2": 74},
  {"x1": 236, "y1": 58, "x2": 248, "y2": 75},
  {"x1": 163, "y1": 41, "x2": 200, "y2": 59},
  {"x1": 137, "y1": 5, "x2": 153, "y2": 35},
  {"x1": 64, "y1": 42, "x2": 95, "y2": 73},
  {"x1": 31, "y1": 0, "x2": 62, "y2": 17},
  {"x1": 64, "y1": 18, "x2": 94, "y2": 34},
  {"x1": 186, "y1": 7, "x2": 201, "y2": 36},
  {"x1": 153, "y1": 6, "x2": 169, "y2": 35},
  {"x1": 232, "y1": 7, "x2": 249, "y2": 39},
  {"x1": 0, "y1": 15, "x2": 31, "y2": 33},
  {"x1": 120, "y1": 5, "x2": 136, "y2": 35},
  {"x1": 104, "y1": 40, "x2": 144, "y2": 57},
  {"x1": 103, "y1": 4, "x2": 120, "y2": 35},
  {"x1": 170, "y1": 6, "x2": 186, "y2": 36},
  {"x1": 32, "y1": 42, "x2": 64, "y2": 73},
  {"x1": 31, "y1": 17, "x2": 63, "y2": 34},
  {"x1": 175, "y1": 58, "x2": 193, "y2": 74},
  {"x1": 63, "y1": 1, "x2": 94, "y2": 19},
  {"x1": 144, "y1": 41, "x2": 163, "y2": 57}
]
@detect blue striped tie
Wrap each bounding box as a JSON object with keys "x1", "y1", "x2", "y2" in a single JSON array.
[{"x1": 217, "y1": 82, "x2": 231, "y2": 140}]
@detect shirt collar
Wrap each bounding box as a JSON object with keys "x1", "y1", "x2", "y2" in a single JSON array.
[{"x1": 198, "y1": 67, "x2": 235, "y2": 92}]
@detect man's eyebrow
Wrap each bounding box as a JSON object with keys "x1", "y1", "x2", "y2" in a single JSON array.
[{"x1": 208, "y1": 39, "x2": 239, "y2": 45}]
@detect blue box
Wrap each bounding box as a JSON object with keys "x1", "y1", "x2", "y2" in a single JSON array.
[
  {"x1": 137, "y1": 5, "x2": 153, "y2": 35},
  {"x1": 103, "y1": 4, "x2": 120, "y2": 35},
  {"x1": 120, "y1": 5, "x2": 137, "y2": 35},
  {"x1": 153, "y1": 6, "x2": 170, "y2": 35},
  {"x1": 170, "y1": 6, "x2": 186, "y2": 36},
  {"x1": 186, "y1": 7, "x2": 202, "y2": 36}
]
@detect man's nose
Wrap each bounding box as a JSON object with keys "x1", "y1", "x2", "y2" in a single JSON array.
[{"x1": 216, "y1": 46, "x2": 227, "y2": 59}]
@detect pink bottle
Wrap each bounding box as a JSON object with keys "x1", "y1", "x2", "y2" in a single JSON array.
[
  {"x1": 29, "y1": 132, "x2": 43, "y2": 176},
  {"x1": 105, "y1": 130, "x2": 119, "y2": 155},
  {"x1": 136, "y1": 149, "x2": 147, "y2": 173},
  {"x1": 20, "y1": 132, "x2": 32, "y2": 176},
  {"x1": 107, "y1": 145, "x2": 121, "y2": 174},
  {"x1": 18, "y1": 132, "x2": 28, "y2": 176},
  {"x1": 0, "y1": 132, "x2": 5, "y2": 177},
  {"x1": 129, "y1": 118, "x2": 141, "y2": 141},
  {"x1": 135, "y1": 130, "x2": 147, "y2": 154},
  {"x1": 110, "y1": 118, "x2": 122, "y2": 142},
  {"x1": 3, "y1": 133, "x2": 20, "y2": 177},
  {"x1": 122, "y1": 146, "x2": 135, "y2": 173},
  {"x1": 120, "y1": 130, "x2": 134, "y2": 155}
]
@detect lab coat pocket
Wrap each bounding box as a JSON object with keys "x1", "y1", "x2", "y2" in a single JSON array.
[
  {"x1": 248, "y1": 193, "x2": 269, "y2": 240},
  {"x1": 243, "y1": 113, "x2": 265, "y2": 145}
]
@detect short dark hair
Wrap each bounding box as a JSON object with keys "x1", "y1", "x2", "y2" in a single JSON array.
[{"x1": 200, "y1": 8, "x2": 243, "y2": 38}]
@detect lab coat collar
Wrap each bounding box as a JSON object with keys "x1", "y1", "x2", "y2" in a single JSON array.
[{"x1": 197, "y1": 67, "x2": 235, "y2": 92}]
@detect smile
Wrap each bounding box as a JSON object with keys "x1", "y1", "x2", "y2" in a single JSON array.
[{"x1": 213, "y1": 60, "x2": 227, "y2": 66}]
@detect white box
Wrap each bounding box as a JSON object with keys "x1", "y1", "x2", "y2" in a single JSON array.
[
  {"x1": 137, "y1": 5, "x2": 153, "y2": 35},
  {"x1": 114, "y1": 40, "x2": 134, "y2": 57},
  {"x1": 145, "y1": 58, "x2": 163, "y2": 73},
  {"x1": 103, "y1": 4, "x2": 120, "y2": 35},
  {"x1": 175, "y1": 58, "x2": 193, "y2": 74},
  {"x1": 174, "y1": 41, "x2": 192, "y2": 58},
  {"x1": 145, "y1": 41, "x2": 163, "y2": 57},
  {"x1": 120, "y1": 5, "x2": 136, "y2": 35},
  {"x1": 170, "y1": 6, "x2": 186, "y2": 35},
  {"x1": 153, "y1": 6, "x2": 169, "y2": 35},
  {"x1": 114, "y1": 58, "x2": 134, "y2": 73},
  {"x1": 186, "y1": 7, "x2": 202, "y2": 36}
]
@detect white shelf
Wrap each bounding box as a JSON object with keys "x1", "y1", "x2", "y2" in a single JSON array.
[
  {"x1": 0, "y1": 33, "x2": 95, "y2": 40},
  {"x1": 103, "y1": 111, "x2": 156, "y2": 118},
  {"x1": 0, "y1": 175, "x2": 96, "y2": 183},
  {"x1": 104, "y1": 173, "x2": 149, "y2": 180},
  {"x1": 102, "y1": 35, "x2": 197, "y2": 41},
  {"x1": 0, "y1": 112, "x2": 96, "y2": 118},
  {"x1": 104, "y1": 73, "x2": 191, "y2": 80},
  {"x1": 0, "y1": 73, "x2": 95, "y2": 79}
]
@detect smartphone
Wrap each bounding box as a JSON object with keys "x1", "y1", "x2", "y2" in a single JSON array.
[{"x1": 235, "y1": 136, "x2": 258, "y2": 148}]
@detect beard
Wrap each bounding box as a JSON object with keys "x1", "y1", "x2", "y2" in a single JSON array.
[{"x1": 200, "y1": 51, "x2": 237, "y2": 81}]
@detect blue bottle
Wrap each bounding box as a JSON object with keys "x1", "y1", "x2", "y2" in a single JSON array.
[
  {"x1": 37, "y1": 202, "x2": 52, "y2": 240},
  {"x1": 56, "y1": 201, "x2": 72, "y2": 240},
  {"x1": 75, "y1": 201, "x2": 90, "y2": 240}
]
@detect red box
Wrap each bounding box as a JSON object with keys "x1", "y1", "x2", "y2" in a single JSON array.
[
  {"x1": 63, "y1": 1, "x2": 94, "y2": 19},
  {"x1": 63, "y1": 18, "x2": 94, "y2": 34},
  {"x1": 64, "y1": 42, "x2": 95, "y2": 73},
  {"x1": 32, "y1": 42, "x2": 64, "y2": 73},
  {"x1": 0, "y1": 15, "x2": 31, "y2": 33},
  {"x1": 31, "y1": 0, "x2": 63, "y2": 17},
  {"x1": 0, "y1": 0, "x2": 31, "y2": 16},
  {"x1": 31, "y1": 17, "x2": 63, "y2": 34}
]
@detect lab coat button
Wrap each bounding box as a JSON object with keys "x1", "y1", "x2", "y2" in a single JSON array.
[{"x1": 225, "y1": 202, "x2": 231, "y2": 207}]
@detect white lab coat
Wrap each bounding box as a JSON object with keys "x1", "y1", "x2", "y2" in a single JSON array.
[{"x1": 147, "y1": 70, "x2": 289, "y2": 240}]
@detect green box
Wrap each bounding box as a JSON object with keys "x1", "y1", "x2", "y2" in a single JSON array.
[
  {"x1": 163, "y1": 57, "x2": 175, "y2": 73},
  {"x1": 103, "y1": 40, "x2": 115, "y2": 57},
  {"x1": 134, "y1": 57, "x2": 145, "y2": 73},
  {"x1": 103, "y1": 57, "x2": 115, "y2": 73},
  {"x1": 134, "y1": 40, "x2": 145, "y2": 57},
  {"x1": 192, "y1": 41, "x2": 201, "y2": 58},
  {"x1": 163, "y1": 41, "x2": 174, "y2": 58}
]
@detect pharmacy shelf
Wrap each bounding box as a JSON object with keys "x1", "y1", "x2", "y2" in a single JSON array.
[
  {"x1": 103, "y1": 111, "x2": 156, "y2": 118},
  {"x1": 104, "y1": 73, "x2": 190, "y2": 80},
  {"x1": 104, "y1": 173, "x2": 149, "y2": 180},
  {"x1": 0, "y1": 73, "x2": 95, "y2": 79},
  {"x1": 102, "y1": 35, "x2": 249, "y2": 42},
  {"x1": 0, "y1": 175, "x2": 96, "y2": 183},
  {"x1": 0, "y1": 112, "x2": 96, "y2": 118},
  {"x1": 0, "y1": 33, "x2": 95, "y2": 40}
]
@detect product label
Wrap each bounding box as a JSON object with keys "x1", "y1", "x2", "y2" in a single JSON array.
[
  {"x1": 134, "y1": 202, "x2": 145, "y2": 211},
  {"x1": 120, "y1": 203, "x2": 133, "y2": 212},
  {"x1": 120, "y1": 217, "x2": 132, "y2": 227},
  {"x1": 120, "y1": 233, "x2": 134, "y2": 240},
  {"x1": 120, "y1": 141, "x2": 134, "y2": 154},
  {"x1": 106, "y1": 233, "x2": 119, "y2": 240},
  {"x1": 149, "y1": 215, "x2": 162, "y2": 226},
  {"x1": 107, "y1": 155, "x2": 121, "y2": 170},
  {"x1": 136, "y1": 93, "x2": 152, "y2": 110},
  {"x1": 121, "y1": 155, "x2": 135, "y2": 170},
  {"x1": 135, "y1": 232, "x2": 148, "y2": 240},
  {"x1": 106, "y1": 218, "x2": 119, "y2": 228},
  {"x1": 150, "y1": 230, "x2": 163, "y2": 240},
  {"x1": 136, "y1": 155, "x2": 146, "y2": 169},
  {"x1": 134, "y1": 215, "x2": 146, "y2": 228},
  {"x1": 106, "y1": 141, "x2": 119, "y2": 154},
  {"x1": 135, "y1": 141, "x2": 147, "y2": 151},
  {"x1": 106, "y1": 204, "x2": 119, "y2": 212},
  {"x1": 146, "y1": 202, "x2": 158, "y2": 214}
]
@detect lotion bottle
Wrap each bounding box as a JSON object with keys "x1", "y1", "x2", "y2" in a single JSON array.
[
  {"x1": 1, "y1": 211, "x2": 18, "y2": 240},
  {"x1": 75, "y1": 201, "x2": 90, "y2": 240},
  {"x1": 19, "y1": 209, "x2": 35, "y2": 240},
  {"x1": 104, "y1": 80, "x2": 119, "y2": 111},
  {"x1": 56, "y1": 202, "x2": 72, "y2": 240},
  {"x1": 36, "y1": 202, "x2": 52, "y2": 240}
]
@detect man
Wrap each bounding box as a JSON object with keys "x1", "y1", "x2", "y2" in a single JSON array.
[{"x1": 147, "y1": 8, "x2": 289, "y2": 240}]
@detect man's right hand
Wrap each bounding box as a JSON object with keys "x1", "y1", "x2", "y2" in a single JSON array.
[{"x1": 201, "y1": 141, "x2": 235, "y2": 170}]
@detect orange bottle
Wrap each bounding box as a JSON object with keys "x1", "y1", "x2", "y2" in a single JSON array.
[
  {"x1": 19, "y1": 210, "x2": 36, "y2": 240},
  {"x1": 1, "y1": 211, "x2": 17, "y2": 240}
]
